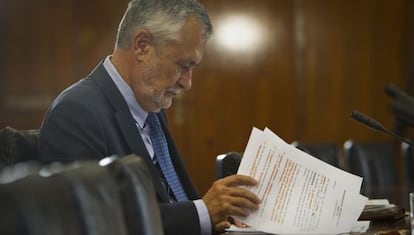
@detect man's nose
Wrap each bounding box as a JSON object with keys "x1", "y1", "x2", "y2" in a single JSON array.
[{"x1": 179, "y1": 69, "x2": 192, "y2": 90}]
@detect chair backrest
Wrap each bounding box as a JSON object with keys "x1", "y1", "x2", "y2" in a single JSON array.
[
  {"x1": 0, "y1": 161, "x2": 43, "y2": 184},
  {"x1": 0, "y1": 176, "x2": 84, "y2": 235},
  {"x1": 216, "y1": 152, "x2": 242, "y2": 179},
  {"x1": 0, "y1": 168, "x2": 98, "y2": 235},
  {"x1": 401, "y1": 142, "x2": 414, "y2": 184},
  {"x1": 56, "y1": 162, "x2": 129, "y2": 235},
  {"x1": 343, "y1": 140, "x2": 398, "y2": 193},
  {"x1": 44, "y1": 155, "x2": 163, "y2": 235},
  {"x1": 0, "y1": 155, "x2": 163, "y2": 235},
  {"x1": 0, "y1": 126, "x2": 39, "y2": 168},
  {"x1": 106, "y1": 155, "x2": 164, "y2": 235},
  {"x1": 291, "y1": 141, "x2": 341, "y2": 168}
]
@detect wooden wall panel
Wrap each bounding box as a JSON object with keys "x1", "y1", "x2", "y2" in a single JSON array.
[
  {"x1": 299, "y1": 0, "x2": 412, "y2": 145},
  {"x1": 1, "y1": 1, "x2": 56, "y2": 128},
  {"x1": 0, "y1": 0, "x2": 127, "y2": 129},
  {"x1": 0, "y1": 0, "x2": 412, "y2": 194}
]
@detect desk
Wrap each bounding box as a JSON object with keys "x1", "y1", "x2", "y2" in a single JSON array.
[
  {"x1": 363, "y1": 184, "x2": 414, "y2": 211},
  {"x1": 224, "y1": 215, "x2": 411, "y2": 234},
  {"x1": 360, "y1": 215, "x2": 411, "y2": 235}
]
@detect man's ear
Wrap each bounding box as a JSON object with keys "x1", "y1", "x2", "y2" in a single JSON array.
[{"x1": 133, "y1": 29, "x2": 153, "y2": 61}]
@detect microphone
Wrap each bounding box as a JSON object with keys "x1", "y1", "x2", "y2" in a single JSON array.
[
  {"x1": 350, "y1": 110, "x2": 413, "y2": 146},
  {"x1": 391, "y1": 101, "x2": 414, "y2": 127},
  {"x1": 384, "y1": 84, "x2": 414, "y2": 106},
  {"x1": 384, "y1": 84, "x2": 414, "y2": 127}
]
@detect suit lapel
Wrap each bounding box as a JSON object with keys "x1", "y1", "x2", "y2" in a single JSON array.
[{"x1": 90, "y1": 62, "x2": 171, "y2": 202}]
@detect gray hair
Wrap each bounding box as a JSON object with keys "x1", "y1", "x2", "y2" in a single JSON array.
[{"x1": 116, "y1": 0, "x2": 213, "y2": 49}]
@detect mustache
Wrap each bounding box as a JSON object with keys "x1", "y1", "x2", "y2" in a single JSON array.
[{"x1": 166, "y1": 87, "x2": 182, "y2": 95}]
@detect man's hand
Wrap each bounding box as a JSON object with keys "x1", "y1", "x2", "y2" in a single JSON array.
[{"x1": 202, "y1": 174, "x2": 260, "y2": 232}]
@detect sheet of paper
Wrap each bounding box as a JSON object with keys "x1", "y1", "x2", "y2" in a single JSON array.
[
  {"x1": 226, "y1": 225, "x2": 269, "y2": 233},
  {"x1": 226, "y1": 222, "x2": 370, "y2": 234},
  {"x1": 235, "y1": 127, "x2": 367, "y2": 234}
]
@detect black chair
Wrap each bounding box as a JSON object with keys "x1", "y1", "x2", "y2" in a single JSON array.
[
  {"x1": 56, "y1": 161, "x2": 129, "y2": 235},
  {"x1": 0, "y1": 175, "x2": 84, "y2": 235},
  {"x1": 0, "y1": 161, "x2": 43, "y2": 184},
  {"x1": 343, "y1": 140, "x2": 398, "y2": 194},
  {"x1": 0, "y1": 155, "x2": 164, "y2": 235},
  {"x1": 106, "y1": 155, "x2": 163, "y2": 235},
  {"x1": 291, "y1": 141, "x2": 341, "y2": 168},
  {"x1": 0, "y1": 162, "x2": 128, "y2": 235},
  {"x1": 401, "y1": 142, "x2": 414, "y2": 184},
  {"x1": 0, "y1": 126, "x2": 39, "y2": 168},
  {"x1": 216, "y1": 152, "x2": 242, "y2": 179}
]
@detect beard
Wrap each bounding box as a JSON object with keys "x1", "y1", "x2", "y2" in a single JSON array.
[{"x1": 138, "y1": 63, "x2": 177, "y2": 112}]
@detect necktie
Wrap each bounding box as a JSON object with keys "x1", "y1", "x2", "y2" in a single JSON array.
[{"x1": 146, "y1": 112, "x2": 188, "y2": 201}]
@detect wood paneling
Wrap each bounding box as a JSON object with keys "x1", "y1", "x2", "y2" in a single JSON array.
[
  {"x1": 0, "y1": 0, "x2": 127, "y2": 128},
  {"x1": 300, "y1": 0, "x2": 412, "y2": 144},
  {"x1": 0, "y1": 0, "x2": 412, "y2": 194}
]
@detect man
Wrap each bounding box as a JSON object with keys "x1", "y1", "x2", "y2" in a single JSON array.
[{"x1": 39, "y1": 0, "x2": 260, "y2": 234}]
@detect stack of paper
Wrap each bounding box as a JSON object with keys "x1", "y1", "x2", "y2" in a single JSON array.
[
  {"x1": 233, "y1": 127, "x2": 369, "y2": 234},
  {"x1": 359, "y1": 199, "x2": 405, "y2": 221}
]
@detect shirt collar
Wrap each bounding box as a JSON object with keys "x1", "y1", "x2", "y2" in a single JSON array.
[{"x1": 103, "y1": 56, "x2": 148, "y2": 128}]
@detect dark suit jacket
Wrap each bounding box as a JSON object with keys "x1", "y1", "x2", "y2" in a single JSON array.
[{"x1": 39, "y1": 62, "x2": 203, "y2": 235}]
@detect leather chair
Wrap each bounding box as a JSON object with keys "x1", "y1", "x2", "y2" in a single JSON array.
[
  {"x1": 106, "y1": 155, "x2": 163, "y2": 235},
  {"x1": 56, "y1": 161, "x2": 129, "y2": 235},
  {"x1": 0, "y1": 155, "x2": 164, "y2": 235},
  {"x1": 0, "y1": 162, "x2": 125, "y2": 235},
  {"x1": 343, "y1": 140, "x2": 398, "y2": 194},
  {"x1": 216, "y1": 152, "x2": 242, "y2": 179},
  {"x1": 0, "y1": 126, "x2": 39, "y2": 168},
  {"x1": 0, "y1": 161, "x2": 43, "y2": 184},
  {"x1": 401, "y1": 142, "x2": 414, "y2": 184},
  {"x1": 291, "y1": 141, "x2": 341, "y2": 168},
  {"x1": 0, "y1": 175, "x2": 82, "y2": 235}
]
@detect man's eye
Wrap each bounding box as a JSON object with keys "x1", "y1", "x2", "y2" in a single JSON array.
[{"x1": 178, "y1": 64, "x2": 190, "y2": 71}]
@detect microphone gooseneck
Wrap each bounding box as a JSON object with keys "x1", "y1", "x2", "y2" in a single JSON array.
[{"x1": 350, "y1": 110, "x2": 413, "y2": 146}]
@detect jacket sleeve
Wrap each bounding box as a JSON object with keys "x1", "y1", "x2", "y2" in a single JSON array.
[{"x1": 160, "y1": 201, "x2": 202, "y2": 235}]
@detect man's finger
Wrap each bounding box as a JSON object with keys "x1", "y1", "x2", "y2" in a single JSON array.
[{"x1": 220, "y1": 174, "x2": 258, "y2": 187}]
